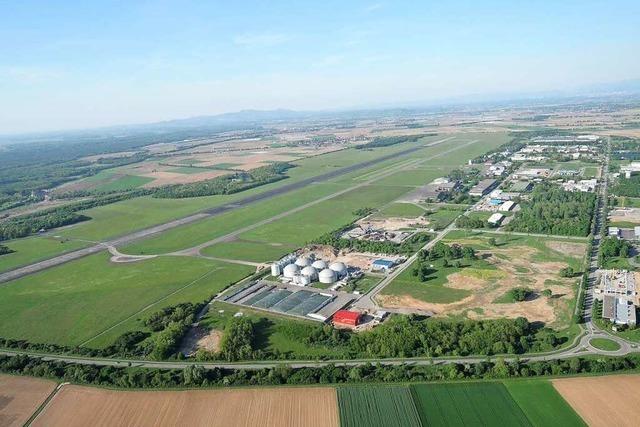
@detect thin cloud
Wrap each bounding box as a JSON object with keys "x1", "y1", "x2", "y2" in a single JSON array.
[
  {"x1": 365, "y1": 3, "x2": 383, "y2": 12},
  {"x1": 233, "y1": 32, "x2": 292, "y2": 47}
]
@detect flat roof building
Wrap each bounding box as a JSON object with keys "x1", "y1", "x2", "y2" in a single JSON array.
[
  {"x1": 333, "y1": 310, "x2": 361, "y2": 327},
  {"x1": 469, "y1": 179, "x2": 498, "y2": 197}
]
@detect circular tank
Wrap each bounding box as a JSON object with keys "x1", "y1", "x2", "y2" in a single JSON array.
[
  {"x1": 311, "y1": 260, "x2": 328, "y2": 270},
  {"x1": 295, "y1": 256, "x2": 312, "y2": 267},
  {"x1": 318, "y1": 268, "x2": 337, "y2": 284},
  {"x1": 329, "y1": 262, "x2": 347, "y2": 275},
  {"x1": 301, "y1": 266, "x2": 318, "y2": 280},
  {"x1": 283, "y1": 263, "x2": 300, "y2": 278}
]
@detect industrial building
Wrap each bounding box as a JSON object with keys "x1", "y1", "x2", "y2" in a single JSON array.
[
  {"x1": 469, "y1": 179, "x2": 498, "y2": 197},
  {"x1": 332, "y1": 310, "x2": 361, "y2": 327},
  {"x1": 488, "y1": 213, "x2": 505, "y2": 226},
  {"x1": 498, "y1": 201, "x2": 516, "y2": 212},
  {"x1": 271, "y1": 254, "x2": 353, "y2": 286},
  {"x1": 222, "y1": 280, "x2": 357, "y2": 323},
  {"x1": 371, "y1": 259, "x2": 396, "y2": 272},
  {"x1": 621, "y1": 161, "x2": 640, "y2": 178},
  {"x1": 596, "y1": 270, "x2": 638, "y2": 326}
]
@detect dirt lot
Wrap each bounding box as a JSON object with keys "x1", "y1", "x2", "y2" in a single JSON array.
[
  {"x1": 553, "y1": 374, "x2": 640, "y2": 427},
  {"x1": 302, "y1": 245, "x2": 403, "y2": 270},
  {"x1": 0, "y1": 374, "x2": 57, "y2": 427},
  {"x1": 34, "y1": 385, "x2": 339, "y2": 427},
  {"x1": 379, "y1": 242, "x2": 585, "y2": 328},
  {"x1": 609, "y1": 208, "x2": 640, "y2": 225},
  {"x1": 545, "y1": 241, "x2": 587, "y2": 259},
  {"x1": 356, "y1": 216, "x2": 430, "y2": 231},
  {"x1": 180, "y1": 326, "x2": 223, "y2": 356}
]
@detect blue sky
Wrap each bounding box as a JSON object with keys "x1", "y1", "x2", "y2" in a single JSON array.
[{"x1": 1, "y1": 0, "x2": 639, "y2": 133}]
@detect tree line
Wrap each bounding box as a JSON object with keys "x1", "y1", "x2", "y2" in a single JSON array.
[
  {"x1": 152, "y1": 162, "x2": 293, "y2": 199},
  {"x1": 2, "y1": 352, "x2": 640, "y2": 389},
  {"x1": 355, "y1": 134, "x2": 435, "y2": 150}
]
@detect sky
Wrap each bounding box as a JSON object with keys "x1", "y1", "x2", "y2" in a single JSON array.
[{"x1": 1, "y1": 0, "x2": 639, "y2": 134}]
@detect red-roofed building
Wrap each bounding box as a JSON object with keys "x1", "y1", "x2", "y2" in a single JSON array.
[{"x1": 333, "y1": 310, "x2": 361, "y2": 326}]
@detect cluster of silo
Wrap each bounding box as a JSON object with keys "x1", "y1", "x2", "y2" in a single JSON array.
[{"x1": 271, "y1": 255, "x2": 349, "y2": 285}]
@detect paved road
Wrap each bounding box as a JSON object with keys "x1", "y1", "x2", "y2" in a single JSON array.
[{"x1": 0, "y1": 137, "x2": 456, "y2": 284}]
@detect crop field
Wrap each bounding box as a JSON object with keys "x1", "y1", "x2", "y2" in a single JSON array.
[
  {"x1": 0, "y1": 374, "x2": 57, "y2": 427},
  {"x1": 552, "y1": 374, "x2": 640, "y2": 427},
  {"x1": 33, "y1": 385, "x2": 339, "y2": 427},
  {"x1": 337, "y1": 386, "x2": 421, "y2": 427},
  {"x1": 0, "y1": 235, "x2": 90, "y2": 274},
  {"x1": 412, "y1": 382, "x2": 533, "y2": 427},
  {"x1": 505, "y1": 380, "x2": 585, "y2": 427},
  {"x1": 379, "y1": 230, "x2": 586, "y2": 328},
  {"x1": 0, "y1": 253, "x2": 252, "y2": 347}
]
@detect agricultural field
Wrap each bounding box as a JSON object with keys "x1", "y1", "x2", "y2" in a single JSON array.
[
  {"x1": 337, "y1": 386, "x2": 421, "y2": 427},
  {"x1": 0, "y1": 235, "x2": 90, "y2": 274},
  {"x1": 505, "y1": 380, "x2": 585, "y2": 427},
  {"x1": 411, "y1": 382, "x2": 531, "y2": 427},
  {"x1": 552, "y1": 374, "x2": 640, "y2": 427},
  {"x1": 33, "y1": 385, "x2": 339, "y2": 427},
  {"x1": 378, "y1": 230, "x2": 587, "y2": 329},
  {"x1": 0, "y1": 374, "x2": 57, "y2": 427},
  {"x1": 0, "y1": 254, "x2": 252, "y2": 347}
]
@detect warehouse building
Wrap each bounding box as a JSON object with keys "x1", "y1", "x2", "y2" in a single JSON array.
[
  {"x1": 469, "y1": 179, "x2": 498, "y2": 197},
  {"x1": 332, "y1": 310, "x2": 361, "y2": 327},
  {"x1": 488, "y1": 213, "x2": 505, "y2": 226}
]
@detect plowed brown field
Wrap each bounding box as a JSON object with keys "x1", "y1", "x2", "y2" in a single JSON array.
[
  {"x1": 0, "y1": 374, "x2": 57, "y2": 427},
  {"x1": 553, "y1": 374, "x2": 640, "y2": 427},
  {"x1": 33, "y1": 385, "x2": 339, "y2": 427}
]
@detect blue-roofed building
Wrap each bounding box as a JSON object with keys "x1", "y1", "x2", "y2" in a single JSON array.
[{"x1": 372, "y1": 259, "x2": 395, "y2": 272}]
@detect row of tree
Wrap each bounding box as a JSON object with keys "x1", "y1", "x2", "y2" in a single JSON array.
[
  {"x1": 3, "y1": 352, "x2": 640, "y2": 389},
  {"x1": 355, "y1": 134, "x2": 434, "y2": 149},
  {"x1": 152, "y1": 162, "x2": 293, "y2": 198}
]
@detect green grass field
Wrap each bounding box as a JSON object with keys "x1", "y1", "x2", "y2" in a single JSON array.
[
  {"x1": 167, "y1": 166, "x2": 219, "y2": 174},
  {"x1": 0, "y1": 253, "x2": 252, "y2": 347},
  {"x1": 92, "y1": 174, "x2": 154, "y2": 192},
  {"x1": 589, "y1": 337, "x2": 621, "y2": 351},
  {"x1": 239, "y1": 184, "x2": 409, "y2": 246},
  {"x1": 200, "y1": 240, "x2": 297, "y2": 263},
  {"x1": 504, "y1": 380, "x2": 585, "y2": 427},
  {"x1": 411, "y1": 382, "x2": 531, "y2": 427},
  {"x1": 0, "y1": 236, "x2": 90, "y2": 274},
  {"x1": 75, "y1": 170, "x2": 153, "y2": 193},
  {"x1": 425, "y1": 207, "x2": 464, "y2": 229},
  {"x1": 374, "y1": 202, "x2": 425, "y2": 218},
  {"x1": 381, "y1": 257, "x2": 492, "y2": 303},
  {"x1": 338, "y1": 386, "x2": 421, "y2": 427},
  {"x1": 210, "y1": 162, "x2": 241, "y2": 169},
  {"x1": 122, "y1": 183, "x2": 348, "y2": 254},
  {"x1": 615, "y1": 196, "x2": 640, "y2": 208}
]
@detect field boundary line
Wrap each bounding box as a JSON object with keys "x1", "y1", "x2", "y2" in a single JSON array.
[{"x1": 24, "y1": 382, "x2": 66, "y2": 427}]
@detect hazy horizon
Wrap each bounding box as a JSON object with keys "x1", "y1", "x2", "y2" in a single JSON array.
[{"x1": 2, "y1": 0, "x2": 639, "y2": 134}]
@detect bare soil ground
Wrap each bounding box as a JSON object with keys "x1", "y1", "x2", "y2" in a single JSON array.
[
  {"x1": 180, "y1": 326, "x2": 222, "y2": 356},
  {"x1": 610, "y1": 208, "x2": 640, "y2": 225},
  {"x1": 0, "y1": 374, "x2": 57, "y2": 427},
  {"x1": 380, "y1": 243, "x2": 583, "y2": 328},
  {"x1": 356, "y1": 216, "x2": 430, "y2": 231},
  {"x1": 302, "y1": 245, "x2": 404, "y2": 270},
  {"x1": 545, "y1": 241, "x2": 587, "y2": 259},
  {"x1": 552, "y1": 375, "x2": 640, "y2": 427},
  {"x1": 34, "y1": 385, "x2": 339, "y2": 427}
]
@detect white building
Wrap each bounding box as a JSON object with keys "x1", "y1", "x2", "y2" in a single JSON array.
[{"x1": 488, "y1": 213, "x2": 505, "y2": 225}]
